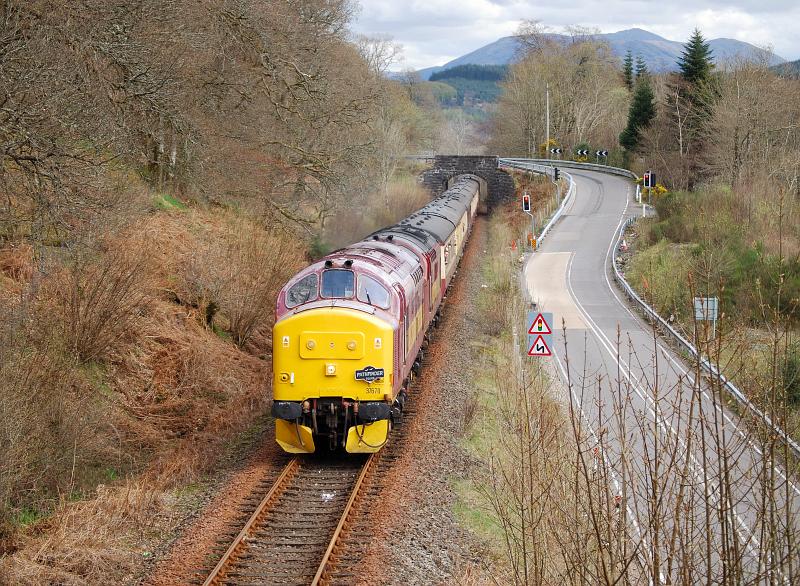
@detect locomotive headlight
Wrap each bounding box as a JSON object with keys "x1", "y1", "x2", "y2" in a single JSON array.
[
  {"x1": 325, "y1": 363, "x2": 336, "y2": 376},
  {"x1": 306, "y1": 340, "x2": 316, "y2": 350},
  {"x1": 347, "y1": 340, "x2": 357, "y2": 351}
]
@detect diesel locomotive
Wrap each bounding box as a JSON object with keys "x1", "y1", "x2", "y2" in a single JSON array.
[{"x1": 271, "y1": 175, "x2": 482, "y2": 453}]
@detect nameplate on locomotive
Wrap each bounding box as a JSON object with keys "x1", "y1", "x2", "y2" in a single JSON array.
[{"x1": 355, "y1": 366, "x2": 384, "y2": 382}]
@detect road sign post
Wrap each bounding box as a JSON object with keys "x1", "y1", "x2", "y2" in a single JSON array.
[
  {"x1": 526, "y1": 311, "x2": 554, "y2": 357},
  {"x1": 693, "y1": 296, "x2": 719, "y2": 340}
]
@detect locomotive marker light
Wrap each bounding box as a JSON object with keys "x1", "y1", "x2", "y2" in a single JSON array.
[{"x1": 526, "y1": 311, "x2": 554, "y2": 357}]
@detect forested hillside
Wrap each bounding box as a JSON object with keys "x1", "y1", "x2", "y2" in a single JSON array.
[
  {"x1": 428, "y1": 64, "x2": 507, "y2": 106},
  {"x1": 0, "y1": 1, "x2": 445, "y2": 581}
]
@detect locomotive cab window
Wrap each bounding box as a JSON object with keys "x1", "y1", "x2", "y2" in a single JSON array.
[
  {"x1": 286, "y1": 273, "x2": 318, "y2": 308},
  {"x1": 357, "y1": 275, "x2": 390, "y2": 309},
  {"x1": 321, "y1": 269, "x2": 355, "y2": 298}
]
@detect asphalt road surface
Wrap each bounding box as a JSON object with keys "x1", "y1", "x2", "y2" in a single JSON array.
[{"x1": 522, "y1": 167, "x2": 798, "y2": 584}]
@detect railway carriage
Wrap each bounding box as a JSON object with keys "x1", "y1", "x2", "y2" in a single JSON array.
[{"x1": 272, "y1": 175, "x2": 481, "y2": 453}]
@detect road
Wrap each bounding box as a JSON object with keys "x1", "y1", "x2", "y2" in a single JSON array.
[{"x1": 522, "y1": 167, "x2": 798, "y2": 584}]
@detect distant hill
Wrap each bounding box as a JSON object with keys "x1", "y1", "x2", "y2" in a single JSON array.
[
  {"x1": 429, "y1": 64, "x2": 507, "y2": 82},
  {"x1": 427, "y1": 64, "x2": 507, "y2": 106},
  {"x1": 772, "y1": 58, "x2": 800, "y2": 78},
  {"x1": 413, "y1": 28, "x2": 786, "y2": 80}
]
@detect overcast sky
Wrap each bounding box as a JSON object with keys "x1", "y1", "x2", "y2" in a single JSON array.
[{"x1": 351, "y1": 1, "x2": 800, "y2": 70}]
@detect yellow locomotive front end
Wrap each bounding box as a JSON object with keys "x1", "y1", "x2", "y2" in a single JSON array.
[{"x1": 272, "y1": 307, "x2": 395, "y2": 454}]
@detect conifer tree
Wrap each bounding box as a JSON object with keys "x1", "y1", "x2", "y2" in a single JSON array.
[
  {"x1": 623, "y1": 50, "x2": 634, "y2": 90},
  {"x1": 678, "y1": 28, "x2": 714, "y2": 85},
  {"x1": 619, "y1": 77, "x2": 656, "y2": 152},
  {"x1": 635, "y1": 55, "x2": 648, "y2": 79}
]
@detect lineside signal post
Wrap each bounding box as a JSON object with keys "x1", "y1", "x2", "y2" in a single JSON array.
[
  {"x1": 526, "y1": 310, "x2": 553, "y2": 357},
  {"x1": 642, "y1": 170, "x2": 656, "y2": 206},
  {"x1": 521, "y1": 190, "x2": 535, "y2": 250},
  {"x1": 550, "y1": 167, "x2": 561, "y2": 207}
]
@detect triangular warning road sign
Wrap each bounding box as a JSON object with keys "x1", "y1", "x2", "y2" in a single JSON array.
[
  {"x1": 528, "y1": 313, "x2": 552, "y2": 335},
  {"x1": 528, "y1": 335, "x2": 552, "y2": 357}
]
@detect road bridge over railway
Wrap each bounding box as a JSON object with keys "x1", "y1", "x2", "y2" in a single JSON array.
[{"x1": 419, "y1": 155, "x2": 515, "y2": 212}]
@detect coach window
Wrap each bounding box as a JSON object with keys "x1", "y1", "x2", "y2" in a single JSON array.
[
  {"x1": 286, "y1": 273, "x2": 318, "y2": 308},
  {"x1": 357, "y1": 275, "x2": 390, "y2": 309},
  {"x1": 321, "y1": 269, "x2": 355, "y2": 298}
]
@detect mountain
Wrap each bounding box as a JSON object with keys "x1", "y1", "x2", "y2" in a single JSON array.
[{"x1": 414, "y1": 28, "x2": 785, "y2": 80}]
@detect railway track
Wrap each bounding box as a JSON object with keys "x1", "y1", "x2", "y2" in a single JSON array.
[
  {"x1": 197, "y1": 350, "x2": 426, "y2": 586},
  {"x1": 201, "y1": 451, "x2": 374, "y2": 586}
]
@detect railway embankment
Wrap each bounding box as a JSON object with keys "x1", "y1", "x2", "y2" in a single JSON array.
[{"x1": 0, "y1": 204, "x2": 306, "y2": 584}]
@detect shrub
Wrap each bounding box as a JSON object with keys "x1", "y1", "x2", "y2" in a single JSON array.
[
  {"x1": 783, "y1": 343, "x2": 800, "y2": 405},
  {"x1": 56, "y1": 246, "x2": 153, "y2": 363},
  {"x1": 221, "y1": 225, "x2": 300, "y2": 349},
  {"x1": 627, "y1": 239, "x2": 694, "y2": 319},
  {"x1": 0, "y1": 328, "x2": 112, "y2": 540},
  {"x1": 184, "y1": 218, "x2": 304, "y2": 349}
]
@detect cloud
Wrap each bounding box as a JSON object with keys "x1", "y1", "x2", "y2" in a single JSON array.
[{"x1": 351, "y1": 0, "x2": 799, "y2": 69}]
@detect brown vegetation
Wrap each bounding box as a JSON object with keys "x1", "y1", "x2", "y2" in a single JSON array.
[
  {"x1": 0, "y1": 205, "x2": 305, "y2": 580},
  {"x1": 0, "y1": 0, "x2": 458, "y2": 580},
  {"x1": 640, "y1": 56, "x2": 800, "y2": 192},
  {"x1": 619, "y1": 48, "x2": 800, "y2": 436}
]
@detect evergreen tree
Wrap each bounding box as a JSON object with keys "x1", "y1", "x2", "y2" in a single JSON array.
[
  {"x1": 619, "y1": 77, "x2": 656, "y2": 152},
  {"x1": 623, "y1": 50, "x2": 634, "y2": 90},
  {"x1": 678, "y1": 28, "x2": 714, "y2": 85},
  {"x1": 635, "y1": 55, "x2": 648, "y2": 79}
]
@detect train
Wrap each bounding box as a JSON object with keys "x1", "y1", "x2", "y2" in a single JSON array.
[{"x1": 271, "y1": 175, "x2": 482, "y2": 453}]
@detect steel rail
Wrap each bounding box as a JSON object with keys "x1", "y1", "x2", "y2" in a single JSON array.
[
  {"x1": 203, "y1": 457, "x2": 301, "y2": 586},
  {"x1": 311, "y1": 453, "x2": 377, "y2": 585}
]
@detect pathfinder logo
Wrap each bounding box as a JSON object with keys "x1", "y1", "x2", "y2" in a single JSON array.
[{"x1": 355, "y1": 366, "x2": 384, "y2": 382}]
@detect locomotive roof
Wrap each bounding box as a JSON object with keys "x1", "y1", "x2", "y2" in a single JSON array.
[{"x1": 367, "y1": 226, "x2": 439, "y2": 255}]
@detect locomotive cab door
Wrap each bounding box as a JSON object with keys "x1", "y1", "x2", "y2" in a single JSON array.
[{"x1": 393, "y1": 283, "x2": 407, "y2": 368}]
